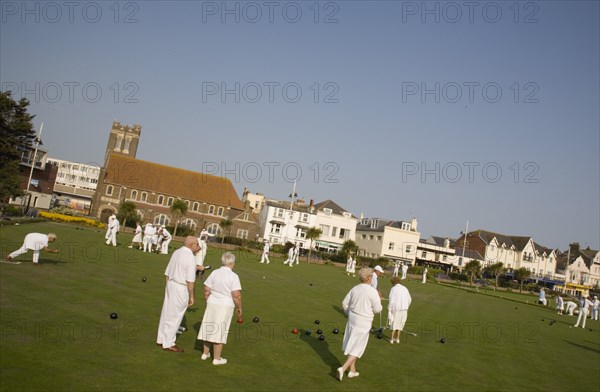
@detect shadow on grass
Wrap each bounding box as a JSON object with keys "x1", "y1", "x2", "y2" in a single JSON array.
[
  {"x1": 299, "y1": 329, "x2": 341, "y2": 380},
  {"x1": 38, "y1": 258, "x2": 69, "y2": 266},
  {"x1": 564, "y1": 340, "x2": 600, "y2": 354},
  {"x1": 332, "y1": 305, "x2": 346, "y2": 317}
]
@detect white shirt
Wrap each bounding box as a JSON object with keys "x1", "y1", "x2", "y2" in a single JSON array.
[
  {"x1": 134, "y1": 225, "x2": 142, "y2": 235},
  {"x1": 205, "y1": 266, "x2": 242, "y2": 307},
  {"x1": 161, "y1": 228, "x2": 172, "y2": 240},
  {"x1": 263, "y1": 243, "x2": 270, "y2": 253},
  {"x1": 389, "y1": 284, "x2": 412, "y2": 311},
  {"x1": 144, "y1": 224, "x2": 156, "y2": 236},
  {"x1": 24, "y1": 233, "x2": 49, "y2": 251},
  {"x1": 164, "y1": 246, "x2": 197, "y2": 285},
  {"x1": 342, "y1": 283, "x2": 382, "y2": 319}
]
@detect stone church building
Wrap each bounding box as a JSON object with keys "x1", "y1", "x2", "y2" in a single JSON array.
[{"x1": 90, "y1": 121, "x2": 259, "y2": 239}]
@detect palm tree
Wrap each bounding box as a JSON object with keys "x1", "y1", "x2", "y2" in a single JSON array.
[
  {"x1": 340, "y1": 240, "x2": 359, "y2": 259},
  {"x1": 117, "y1": 201, "x2": 139, "y2": 229},
  {"x1": 514, "y1": 267, "x2": 531, "y2": 293},
  {"x1": 463, "y1": 260, "x2": 481, "y2": 286},
  {"x1": 485, "y1": 262, "x2": 505, "y2": 289},
  {"x1": 170, "y1": 199, "x2": 188, "y2": 237},
  {"x1": 219, "y1": 218, "x2": 233, "y2": 245},
  {"x1": 305, "y1": 227, "x2": 322, "y2": 262}
]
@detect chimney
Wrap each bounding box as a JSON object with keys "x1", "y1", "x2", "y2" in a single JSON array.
[
  {"x1": 309, "y1": 199, "x2": 314, "y2": 213},
  {"x1": 569, "y1": 242, "x2": 580, "y2": 261},
  {"x1": 411, "y1": 217, "x2": 418, "y2": 231}
]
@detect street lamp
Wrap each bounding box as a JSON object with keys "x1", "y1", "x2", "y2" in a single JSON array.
[{"x1": 25, "y1": 123, "x2": 44, "y2": 214}]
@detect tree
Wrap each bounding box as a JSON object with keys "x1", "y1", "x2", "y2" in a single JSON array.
[
  {"x1": 305, "y1": 227, "x2": 322, "y2": 262},
  {"x1": 340, "y1": 240, "x2": 359, "y2": 259},
  {"x1": 514, "y1": 267, "x2": 532, "y2": 293},
  {"x1": 170, "y1": 199, "x2": 188, "y2": 237},
  {"x1": 219, "y1": 218, "x2": 233, "y2": 245},
  {"x1": 0, "y1": 91, "x2": 36, "y2": 209},
  {"x1": 463, "y1": 260, "x2": 482, "y2": 286},
  {"x1": 485, "y1": 262, "x2": 505, "y2": 289},
  {"x1": 117, "y1": 201, "x2": 140, "y2": 228}
]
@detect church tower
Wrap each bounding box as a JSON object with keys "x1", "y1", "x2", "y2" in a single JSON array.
[{"x1": 103, "y1": 120, "x2": 141, "y2": 165}]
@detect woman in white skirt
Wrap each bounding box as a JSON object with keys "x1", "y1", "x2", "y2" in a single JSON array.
[
  {"x1": 388, "y1": 276, "x2": 412, "y2": 344},
  {"x1": 128, "y1": 222, "x2": 143, "y2": 249},
  {"x1": 337, "y1": 267, "x2": 382, "y2": 381},
  {"x1": 197, "y1": 252, "x2": 242, "y2": 365}
]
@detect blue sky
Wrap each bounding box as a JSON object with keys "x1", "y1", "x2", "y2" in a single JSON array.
[{"x1": 1, "y1": 1, "x2": 598, "y2": 249}]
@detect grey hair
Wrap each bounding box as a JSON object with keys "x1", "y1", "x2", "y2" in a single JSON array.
[
  {"x1": 221, "y1": 252, "x2": 236, "y2": 266},
  {"x1": 358, "y1": 267, "x2": 372, "y2": 283},
  {"x1": 47, "y1": 233, "x2": 57, "y2": 241}
]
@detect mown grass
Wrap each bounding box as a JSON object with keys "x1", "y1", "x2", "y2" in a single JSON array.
[{"x1": 1, "y1": 222, "x2": 599, "y2": 391}]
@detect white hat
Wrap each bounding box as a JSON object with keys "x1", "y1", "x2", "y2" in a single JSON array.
[{"x1": 374, "y1": 265, "x2": 384, "y2": 273}]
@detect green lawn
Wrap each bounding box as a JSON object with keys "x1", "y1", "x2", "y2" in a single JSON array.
[{"x1": 1, "y1": 222, "x2": 599, "y2": 391}]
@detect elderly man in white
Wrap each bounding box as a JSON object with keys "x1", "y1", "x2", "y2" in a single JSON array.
[
  {"x1": 195, "y1": 229, "x2": 215, "y2": 267},
  {"x1": 565, "y1": 300, "x2": 577, "y2": 316},
  {"x1": 388, "y1": 276, "x2": 412, "y2": 344},
  {"x1": 104, "y1": 213, "x2": 116, "y2": 240},
  {"x1": 392, "y1": 261, "x2": 400, "y2": 278},
  {"x1": 574, "y1": 296, "x2": 593, "y2": 329},
  {"x1": 422, "y1": 267, "x2": 428, "y2": 283},
  {"x1": 160, "y1": 226, "x2": 172, "y2": 255},
  {"x1": 337, "y1": 267, "x2": 382, "y2": 381},
  {"x1": 105, "y1": 216, "x2": 120, "y2": 246},
  {"x1": 260, "y1": 240, "x2": 270, "y2": 264},
  {"x1": 591, "y1": 295, "x2": 599, "y2": 321},
  {"x1": 198, "y1": 252, "x2": 242, "y2": 366},
  {"x1": 401, "y1": 263, "x2": 409, "y2": 280},
  {"x1": 156, "y1": 236, "x2": 202, "y2": 353},
  {"x1": 371, "y1": 265, "x2": 384, "y2": 298},
  {"x1": 5, "y1": 232, "x2": 59, "y2": 265},
  {"x1": 283, "y1": 244, "x2": 295, "y2": 267},
  {"x1": 143, "y1": 223, "x2": 156, "y2": 252}
]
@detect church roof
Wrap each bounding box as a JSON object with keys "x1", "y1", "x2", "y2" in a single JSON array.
[{"x1": 104, "y1": 154, "x2": 245, "y2": 210}]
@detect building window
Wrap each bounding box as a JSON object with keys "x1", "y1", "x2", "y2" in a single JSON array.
[
  {"x1": 167, "y1": 197, "x2": 174, "y2": 207},
  {"x1": 323, "y1": 208, "x2": 332, "y2": 216},
  {"x1": 300, "y1": 213, "x2": 309, "y2": 223},
  {"x1": 106, "y1": 185, "x2": 113, "y2": 196},
  {"x1": 237, "y1": 229, "x2": 249, "y2": 239},
  {"x1": 389, "y1": 242, "x2": 395, "y2": 251},
  {"x1": 271, "y1": 223, "x2": 282, "y2": 234},
  {"x1": 154, "y1": 214, "x2": 170, "y2": 226},
  {"x1": 296, "y1": 227, "x2": 307, "y2": 239},
  {"x1": 443, "y1": 255, "x2": 448, "y2": 261},
  {"x1": 185, "y1": 200, "x2": 190, "y2": 208},
  {"x1": 131, "y1": 190, "x2": 138, "y2": 200},
  {"x1": 141, "y1": 192, "x2": 147, "y2": 202},
  {"x1": 361, "y1": 234, "x2": 367, "y2": 240},
  {"x1": 241, "y1": 213, "x2": 249, "y2": 221},
  {"x1": 217, "y1": 207, "x2": 224, "y2": 216},
  {"x1": 208, "y1": 205, "x2": 215, "y2": 215},
  {"x1": 458, "y1": 257, "x2": 463, "y2": 266},
  {"x1": 369, "y1": 235, "x2": 374, "y2": 240},
  {"x1": 343, "y1": 212, "x2": 351, "y2": 219},
  {"x1": 320, "y1": 225, "x2": 330, "y2": 236},
  {"x1": 207, "y1": 223, "x2": 220, "y2": 235},
  {"x1": 422, "y1": 251, "x2": 427, "y2": 258},
  {"x1": 405, "y1": 245, "x2": 412, "y2": 253},
  {"x1": 275, "y1": 208, "x2": 284, "y2": 218},
  {"x1": 401, "y1": 222, "x2": 410, "y2": 230},
  {"x1": 339, "y1": 228, "x2": 349, "y2": 239},
  {"x1": 332, "y1": 227, "x2": 337, "y2": 237},
  {"x1": 181, "y1": 218, "x2": 197, "y2": 229},
  {"x1": 157, "y1": 195, "x2": 164, "y2": 205},
  {"x1": 377, "y1": 236, "x2": 382, "y2": 241},
  {"x1": 192, "y1": 202, "x2": 199, "y2": 212}
]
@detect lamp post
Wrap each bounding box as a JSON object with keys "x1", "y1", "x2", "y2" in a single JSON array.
[
  {"x1": 284, "y1": 180, "x2": 298, "y2": 244},
  {"x1": 25, "y1": 123, "x2": 43, "y2": 215}
]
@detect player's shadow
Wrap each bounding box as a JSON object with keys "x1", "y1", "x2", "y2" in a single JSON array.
[
  {"x1": 564, "y1": 340, "x2": 600, "y2": 354},
  {"x1": 299, "y1": 329, "x2": 341, "y2": 380},
  {"x1": 38, "y1": 258, "x2": 69, "y2": 266}
]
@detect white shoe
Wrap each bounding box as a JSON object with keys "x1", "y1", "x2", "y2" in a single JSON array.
[
  {"x1": 390, "y1": 339, "x2": 394, "y2": 344},
  {"x1": 213, "y1": 358, "x2": 227, "y2": 365},
  {"x1": 348, "y1": 372, "x2": 360, "y2": 378},
  {"x1": 336, "y1": 367, "x2": 344, "y2": 381},
  {"x1": 127, "y1": 246, "x2": 133, "y2": 248},
  {"x1": 201, "y1": 353, "x2": 211, "y2": 360}
]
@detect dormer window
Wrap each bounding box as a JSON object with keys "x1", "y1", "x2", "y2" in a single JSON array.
[{"x1": 323, "y1": 208, "x2": 332, "y2": 216}]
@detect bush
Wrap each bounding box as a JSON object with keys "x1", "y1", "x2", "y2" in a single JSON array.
[
  {"x1": 2, "y1": 205, "x2": 24, "y2": 217},
  {"x1": 449, "y1": 272, "x2": 469, "y2": 282},
  {"x1": 168, "y1": 224, "x2": 196, "y2": 237},
  {"x1": 39, "y1": 211, "x2": 104, "y2": 228}
]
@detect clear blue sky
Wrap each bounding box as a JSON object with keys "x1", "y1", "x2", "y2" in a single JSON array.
[{"x1": 1, "y1": 1, "x2": 598, "y2": 250}]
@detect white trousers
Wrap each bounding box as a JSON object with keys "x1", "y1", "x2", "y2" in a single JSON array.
[
  {"x1": 105, "y1": 230, "x2": 116, "y2": 246},
  {"x1": 574, "y1": 308, "x2": 589, "y2": 328},
  {"x1": 9, "y1": 244, "x2": 40, "y2": 263},
  {"x1": 591, "y1": 308, "x2": 599, "y2": 321},
  {"x1": 143, "y1": 236, "x2": 153, "y2": 252},
  {"x1": 161, "y1": 239, "x2": 172, "y2": 254},
  {"x1": 157, "y1": 280, "x2": 189, "y2": 348},
  {"x1": 260, "y1": 252, "x2": 270, "y2": 263}
]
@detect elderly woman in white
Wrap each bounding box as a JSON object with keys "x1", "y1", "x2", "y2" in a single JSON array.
[
  {"x1": 337, "y1": 267, "x2": 382, "y2": 381},
  {"x1": 197, "y1": 252, "x2": 242, "y2": 366},
  {"x1": 388, "y1": 276, "x2": 412, "y2": 344}
]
